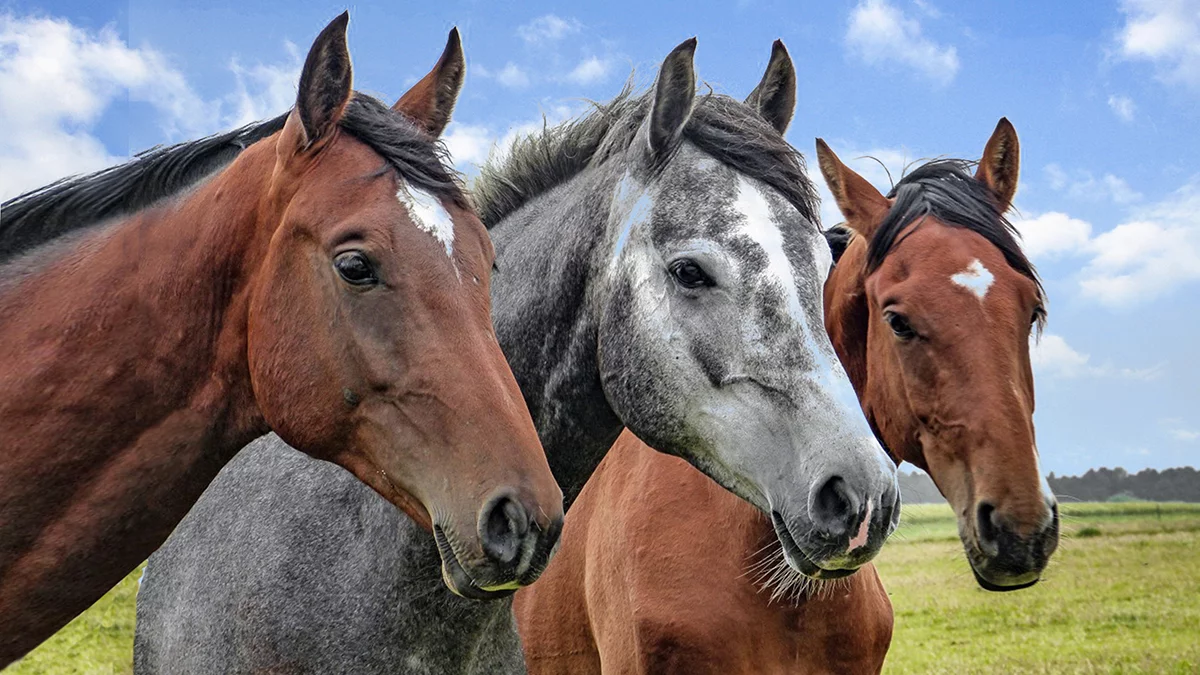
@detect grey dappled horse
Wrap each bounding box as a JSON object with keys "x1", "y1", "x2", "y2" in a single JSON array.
[{"x1": 135, "y1": 39, "x2": 899, "y2": 674}]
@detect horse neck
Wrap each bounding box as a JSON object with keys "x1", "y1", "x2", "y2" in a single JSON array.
[
  {"x1": 488, "y1": 166, "x2": 625, "y2": 508},
  {"x1": 825, "y1": 238, "x2": 871, "y2": 393},
  {"x1": 824, "y1": 237, "x2": 901, "y2": 463},
  {"x1": 0, "y1": 140, "x2": 279, "y2": 529},
  {"x1": 0, "y1": 141, "x2": 285, "y2": 656}
]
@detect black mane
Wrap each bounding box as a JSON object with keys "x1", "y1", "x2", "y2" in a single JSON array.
[
  {"x1": 0, "y1": 94, "x2": 464, "y2": 266},
  {"x1": 473, "y1": 85, "x2": 820, "y2": 228},
  {"x1": 824, "y1": 223, "x2": 855, "y2": 265},
  {"x1": 867, "y1": 159, "x2": 1046, "y2": 327}
]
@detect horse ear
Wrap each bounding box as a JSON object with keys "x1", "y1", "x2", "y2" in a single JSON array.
[
  {"x1": 393, "y1": 27, "x2": 465, "y2": 138},
  {"x1": 745, "y1": 40, "x2": 796, "y2": 135},
  {"x1": 291, "y1": 12, "x2": 353, "y2": 151},
  {"x1": 815, "y1": 138, "x2": 890, "y2": 240},
  {"x1": 975, "y1": 117, "x2": 1020, "y2": 212},
  {"x1": 648, "y1": 38, "x2": 698, "y2": 156}
]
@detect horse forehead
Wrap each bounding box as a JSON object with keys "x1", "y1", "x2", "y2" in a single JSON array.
[
  {"x1": 951, "y1": 259, "x2": 994, "y2": 300},
  {"x1": 896, "y1": 223, "x2": 1024, "y2": 304},
  {"x1": 731, "y1": 176, "x2": 807, "y2": 317},
  {"x1": 641, "y1": 146, "x2": 820, "y2": 292},
  {"x1": 650, "y1": 161, "x2": 808, "y2": 245},
  {"x1": 396, "y1": 182, "x2": 456, "y2": 261}
]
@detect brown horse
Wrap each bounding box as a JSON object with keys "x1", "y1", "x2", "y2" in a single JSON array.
[
  {"x1": 0, "y1": 16, "x2": 562, "y2": 664},
  {"x1": 515, "y1": 115, "x2": 1057, "y2": 673}
]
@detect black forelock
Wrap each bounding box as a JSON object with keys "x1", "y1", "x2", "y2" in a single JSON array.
[
  {"x1": 0, "y1": 93, "x2": 465, "y2": 267},
  {"x1": 866, "y1": 159, "x2": 1046, "y2": 327},
  {"x1": 337, "y1": 95, "x2": 466, "y2": 208}
]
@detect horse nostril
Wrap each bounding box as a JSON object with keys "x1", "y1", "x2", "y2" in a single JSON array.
[
  {"x1": 811, "y1": 475, "x2": 860, "y2": 536},
  {"x1": 480, "y1": 493, "x2": 530, "y2": 566},
  {"x1": 976, "y1": 501, "x2": 1000, "y2": 546}
]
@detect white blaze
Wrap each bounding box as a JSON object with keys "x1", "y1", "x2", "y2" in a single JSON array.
[
  {"x1": 951, "y1": 259, "x2": 994, "y2": 299},
  {"x1": 736, "y1": 176, "x2": 881, "y2": 449},
  {"x1": 735, "y1": 176, "x2": 804, "y2": 322},
  {"x1": 397, "y1": 184, "x2": 456, "y2": 261}
]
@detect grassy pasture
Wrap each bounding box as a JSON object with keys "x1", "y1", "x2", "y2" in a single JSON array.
[
  {"x1": 5, "y1": 502, "x2": 1200, "y2": 674},
  {"x1": 881, "y1": 502, "x2": 1200, "y2": 674}
]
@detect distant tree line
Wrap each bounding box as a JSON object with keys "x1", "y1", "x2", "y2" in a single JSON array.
[{"x1": 898, "y1": 466, "x2": 1200, "y2": 504}]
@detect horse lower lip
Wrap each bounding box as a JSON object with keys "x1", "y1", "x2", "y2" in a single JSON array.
[
  {"x1": 433, "y1": 525, "x2": 517, "y2": 601},
  {"x1": 966, "y1": 549, "x2": 1041, "y2": 591},
  {"x1": 970, "y1": 565, "x2": 1039, "y2": 592},
  {"x1": 769, "y1": 511, "x2": 848, "y2": 579}
]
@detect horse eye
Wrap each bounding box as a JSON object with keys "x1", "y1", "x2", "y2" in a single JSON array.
[
  {"x1": 334, "y1": 251, "x2": 378, "y2": 286},
  {"x1": 670, "y1": 259, "x2": 714, "y2": 289},
  {"x1": 884, "y1": 311, "x2": 916, "y2": 340}
]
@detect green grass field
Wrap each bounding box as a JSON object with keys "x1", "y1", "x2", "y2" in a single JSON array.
[
  {"x1": 880, "y1": 502, "x2": 1200, "y2": 674},
  {"x1": 6, "y1": 502, "x2": 1200, "y2": 674}
]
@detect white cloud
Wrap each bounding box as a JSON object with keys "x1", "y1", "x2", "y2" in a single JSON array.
[
  {"x1": 1031, "y1": 334, "x2": 1162, "y2": 380},
  {"x1": 1044, "y1": 163, "x2": 1069, "y2": 191},
  {"x1": 912, "y1": 0, "x2": 944, "y2": 18},
  {"x1": 0, "y1": 14, "x2": 212, "y2": 199},
  {"x1": 1015, "y1": 176, "x2": 1200, "y2": 306},
  {"x1": 0, "y1": 13, "x2": 303, "y2": 201},
  {"x1": 1080, "y1": 178, "x2": 1200, "y2": 305},
  {"x1": 1080, "y1": 211, "x2": 1200, "y2": 306},
  {"x1": 845, "y1": 0, "x2": 960, "y2": 86},
  {"x1": 564, "y1": 56, "x2": 613, "y2": 85},
  {"x1": 495, "y1": 62, "x2": 530, "y2": 88},
  {"x1": 1031, "y1": 334, "x2": 1092, "y2": 378},
  {"x1": 442, "y1": 105, "x2": 579, "y2": 175},
  {"x1": 1108, "y1": 94, "x2": 1137, "y2": 122},
  {"x1": 1118, "y1": 0, "x2": 1200, "y2": 87},
  {"x1": 1100, "y1": 175, "x2": 1143, "y2": 204},
  {"x1": 226, "y1": 42, "x2": 301, "y2": 127},
  {"x1": 1042, "y1": 163, "x2": 1142, "y2": 204},
  {"x1": 1171, "y1": 428, "x2": 1200, "y2": 441},
  {"x1": 1013, "y1": 211, "x2": 1093, "y2": 259},
  {"x1": 517, "y1": 15, "x2": 582, "y2": 45},
  {"x1": 443, "y1": 123, "x2": 494, "y2": 169}
]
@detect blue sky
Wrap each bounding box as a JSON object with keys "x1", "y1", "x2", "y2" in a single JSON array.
[{"x1": 2, "y1": 0, "x2": 1197, "y2": 474}]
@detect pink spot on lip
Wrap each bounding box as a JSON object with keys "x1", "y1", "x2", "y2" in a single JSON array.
[{"x1": 849, "y1": 500, "x2": 873, "y2": 550}]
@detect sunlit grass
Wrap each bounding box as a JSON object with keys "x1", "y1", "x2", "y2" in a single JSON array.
[
  {"x1": 5, "y1": 504, "x2": 1200, "y2": 674},
  {"x1": 4, "y1": 565, "x2": 143, "y2": 675},
  {"x1": 879, "y1": 502, "x2": 1200, "y2": 674}
]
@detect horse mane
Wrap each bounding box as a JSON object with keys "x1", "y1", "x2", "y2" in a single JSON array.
[
  {"x1": 867, "y1": 159, "x2": 1047, "y2": 330},
  {"x1": 0, "y1": 94, "x2": 465, "y2": 266},
  {"x1": 473, "y1": 84, "x2": 820, "y2": 229},
  {"x1": 823, "y1": 223, "x2": 854, "y2": 265}
]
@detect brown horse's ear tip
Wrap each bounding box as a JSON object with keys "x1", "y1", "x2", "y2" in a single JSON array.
[
  {"x1": 444, "y1": 27, "x2": 464, "y2": 61},
  {"x1": 771, "y1": 39, "x2": 788, "y2": 53},
  {"x1": 679, "y1": 36, "x2": 698, "y2": 52},
  {"x1": 316, "y1": 11, "x2": 349, "y2": 43}
]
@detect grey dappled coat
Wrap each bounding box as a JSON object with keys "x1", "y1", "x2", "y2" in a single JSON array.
[{"x1": 135, "y1": 437, "x2": 525, "y2": 674}]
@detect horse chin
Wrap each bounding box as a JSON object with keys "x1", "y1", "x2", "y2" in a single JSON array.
[
  {"x1": 770, "y1": 512, "x2": 859, "y2": 581},
  {"x1": 970, "y1": 566, "x2": 1039, "y2": 592},
  {"x1": 433, "y1": 524, "x2": 517, "y2": 601},
  {"x1": 966, "y1": 555, "x2": 1041, "y2": 592}
]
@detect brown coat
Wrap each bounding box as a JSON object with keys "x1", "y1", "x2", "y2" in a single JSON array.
[{"x1": 515, "y1": 430, "x2": 893, "y2": 675}]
